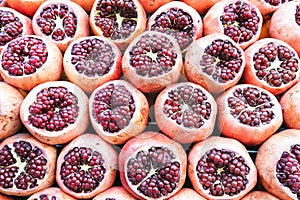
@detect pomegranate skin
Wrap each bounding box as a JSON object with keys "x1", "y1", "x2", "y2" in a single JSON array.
[
  {"x1": 255, "y1": 129, "x2": 300, "y2": 200},
  {"x1": 0, "y1": 0, "x2": 7, "y2": 7},
  {"x1": 93, "y1": 186, "x2": 137, "y2": 200},
  {"x1": 188, "y1": 136, "x2": 257, "y2": 200},
  {"x1": 7, "y1": 0, "x2": 45, "y2": 17},
  {"x1": 0, "y1": 82, "x2": 24, "y2": 140},
  {"x1": 180, "y1": 0, "x2": 221, "y2": 15},
  {"x1": 169, "y1": 188, "x2": 206, "y2": 200},
  {"x1": 0, "y1": 133, "x2": 57, "y2": 196},
  {"x1": 28, "y1": 187, "x2": 77, "y2": 200},
  {"x1": 241, "y1": 191, "x2": 280, "y2": 200},
  {"x1": 280, "y1": 82, "x2": 300, "y2": 129},
  {"x1": 56, "y1": 133, "x2": 118, "y2": 199},
  {"x1": 72, "y1": 0, "x2": 94, "y2": 12},
  {"x1": 119, "y1": 131, "x2": 187, "y2": 200},
  {"x1": 139, "y1": 0, "x2": 172, "y2": 13},
  {"x1": 269, "y1": 1, "x2": 300, "y2": 64},
  {"x1": 20, "y1": 81, "x2": 89, "y2": 145}
]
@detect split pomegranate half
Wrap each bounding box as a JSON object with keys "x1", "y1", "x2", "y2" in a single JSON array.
[
  {"x1": 256, "y1": 129, "x2": 300, "y2": 200},
  {"x1": 243, "y1": 38, "x2": 300, "y2": 95},
  {"x1": 0, "y1": 35, "x2": 63, "y2": 91},
  {"x1": 119, "y1": 131, "x2": 187, "y2": 199},
  {"x1": 56, "y1": 133, "x2": 118, "y2": 199},
  {"x1": 155, "y1": 82, "x2": 217, "y2": 144},
  {"x1": 93, "y1": 186, "x2": 137, "y2": 200},
  {"x1": 90, "y1": 0, "x2": 146, "y2": 51},
  {"x1": 203, "y1": 0, "x2": 263, "y2": 49},
  {"x1": 184, "y1": 33, "x2": 245, "y2": 93},
  {"x1": 217, "y1": 84, "x2": 283, "y2": 146},
  {"x1": 188, "y1": 136, "x2": 257, "y2": 199},
  {"x1": 20, "y1": 81, "x2": 89, "y2": 145},
  {"x1": 28, "y1": 187, "x2": 77, "y2": 200},
  {"x1": 147, "y1": 1, "x2": 203, "y2": 52},
  {"x1": 32, "y1": 0, "x2": 90, "y2": 52},
  {"x1": 122, "y1": 31, "x2": 183, "y2": 93},
  {"x1": 0, "y1": 133, "x2": 57, "y2": 196}
]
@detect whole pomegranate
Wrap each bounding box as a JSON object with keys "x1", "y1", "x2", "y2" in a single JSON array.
[
  {"x1": 93, "y1": 186, "x2": 137, "y2": 200},
  {"x1": 169, "y1": 188, "x2": 206, "y2": 200},
  {"x1": 72, "y1": 0, "x2": 94, "y2": 13},
  {"x1": 56, "y1": 133, "x2": 118, "y2": 199},
  {"x1": 256, "y1": 129, "x2": 300, "y2": 200},
  {"x1": 180, "y1": 0, "x2": 221, "y2": 15},
  {"x1": 203, "y1": 0, "x2": 263, "y2": 49},
  {"x1": 0, "y1": 35, "x2": 63, "y2": 91},
  {"x1": 154, "y1": 82, "x2": 217, "y2": 144},
  {"x1": 28, "y1": 187, "x2": 77, "y2": 200},
  {"x1": 90, "y1": 0, "x2": 146, "y2": 51},
  {"x1": 7, "y1": 0, "x2": 45, "y2": 17},
  {"x1": 32, "y1": 0, "x2": 90, "y2": 52},
  {"x1": 20, "y1": 81, "x2": 89, "y2": 145},
  {"x1": 0, "y1": 133, "x2": 57, "y2": 196},
  {"x1": 119, "y1": 131, "x2": 187, "y2": 199},
  {"x1": 89, "y1": 80, "x2": 149, "y2": 145},
  {"x1": 139, "y1": 0, "x2": 172, "y2": 13},
  {"x1": 188, "y1": 136, "x2": 257, "y2": 199},
  {"x1": 63, "y1": 36, "x2": 122, "y2": 94},
  {"x1": 184, "y1": 33, "x2": 245, "y2": 93},
  {"x1": 0, "y1": 82, "x2": 24, "y2": 140},
  {"x1": 243, "y1": 38, "x2": 300, "y2": 95},
  {"x1": 122, "y1": 31, "x2": 183, "y2": 93},
  {"x1": 241, "y1": 190, "x2": 280, "y2": 200}
]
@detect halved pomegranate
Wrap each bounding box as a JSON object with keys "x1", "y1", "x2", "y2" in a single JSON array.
[
  {"x1": 0, "y1": 133, "x2": 57, "y2": 196},
  {"x1": 139, "y1": 0, "x2": 172, "y2": 14},
  {"x1": 184, "y1": 33, "x2": 245, "y2": 93},
  {"x1": 169, "y1": 188, "x2": 206, "y2": 200},
  {"x1": 255, "y1": 129, "x2": 300, "y2": 199},
  {"x1": 154, "y1": 82, "x2": 217, "y2": 144},
  {"x1": 217, "y1": 84, "x2": 283, "y2": 146},
  {"x1": 0, "y1": 7, "x2": 33, "y2": 53},
  {"x1": 28, "y1": 187, "x2": 77, "y2": 200},
  {"x1": 188, "y1": 136, "x2": 257, "y2": 199},
  {"x1": 56, "y1": 133, "x2": 118, "y2": 199},
  {"x1": 147, "y1": 1, "x2": 203, "y2": 52},
  {"x1": 243, "y1": 38, "x2": 300, "y2": 95},
  {"x1": 119, "y1": 131, "x2": 187, "y2": 199},
  {"x1": 269, "y1": 1, "x2": 300, "y2": 59},
  {"x1": 241, "y1": 190, "x2": 280, "y2": 200},
  {"x1": 20, "y1": 81, "x2": 89, "y2": 145},
  {"x1": 32, "y1": 0, "x2": 90, "y2": 52},
  {"x1": 122, "y1": 31, "x2": 183, "y2": 93},
  {"x1": 89, "y1": 80, "x2": 149, "y2": 145},
  {"x1": 63, "y1": 36, "x2": 122, "y2": 94},
  {"x1": 0, "y1": 35, "x2": 63, "y2": 91},
  {"x1": 0, "y1": 82, "x2": 24, "y2": 141},
  {"x1": 203, "y1": 0, "x2": 263, "y2": 50},
  {"x1": 180, "y1": 0, "x2": 221, "y2": 15},
  {"x1": 90, "y1": 0, "x2": 146, "y2": 51},
  {"x1": 93, "y1": 186, "x2": 137, "y2": 200},
  {"x1": 6, "y1": 0, "x2": 45, "y2": 17}
]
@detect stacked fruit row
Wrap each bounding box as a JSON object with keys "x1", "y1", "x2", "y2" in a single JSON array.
[{"x1": 0, "y1": 0, "x2": 300, "y2": 199}]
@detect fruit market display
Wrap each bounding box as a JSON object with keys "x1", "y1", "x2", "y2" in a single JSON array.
[{"x1": 1, "y1": 0, "x2": 300, "y2": 199}]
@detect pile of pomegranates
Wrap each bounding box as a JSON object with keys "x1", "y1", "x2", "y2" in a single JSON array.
[{"x1": 1, "y1": 0, "x2": 300, "y2": 199}]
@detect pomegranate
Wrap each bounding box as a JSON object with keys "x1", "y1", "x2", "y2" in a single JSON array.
[
  {"x1": 188, "y1": 136, "x2": 257, "y2": 199},
  {"x1": 169, "y1": 188, "x2": 206, "y2": 200},
  {"x1": 255, "y1": 129, "x2": 300, "y2": 200},
  {"x1": 243, "y1": 38, "x2": 300, "y2": 95},
  {"x1": 269, "y1": 1, "x2": 300, "y2": 60},
  {"x1": 0, "y1": 0, "x2": 7, "y2": 7},
  {"x1": 32, "y1": 0, "x2": 90, "y2": 52},
  {"x1": 217, "y1": 84, "x2": 283, "y2": 146},
  {"x1": 0, "y1": 82, "x2": 24, "y2": 140},
  {"x1": 28, "y1": 187, "x2": 77, "y2": 200},
  {"x1": 203, "y1": 0, "x2": 263, "y2": 50},
  {"x1": 241, "y1": 190, "x2": 280, "y2": 200},
  {"x1": 89, "y1": 80, "x2": 149, "y2": 145},
  {"x1": 0, "y1": 193, "x2": 12, "y2": 200},
  {"x1": 6, "y1": 0, "x2": 45, "y2": 17},
  {"x1": 20, "y1": 81, "x2": 89, "y2": 145},
  {"x1": 122, "y1": 31, "x2": 183, "y2": 93},
  {"x1": 180, "y1": 0, "x2": 221, "y2": 15},
  {"x1": 63, "y1": 36, "x2": 122, "y2": 94},
  {"x1": 184, "y1": 33, "x2": 245, "y2": 93},
  {"x1": 154, "y1": 82, "x2": 217, "y2": 144},
  {"x1": 0, "y1": 133, "x2": 57, "y2": 196},
  {"x1": 90, "y1": 0, "x2": 146, "y2": 51},
  {"x1": 139, "y1": 0, "x2": 172, "y2": 13},
  {"x1": 119, "y1": 131, "x2": 187, "y2": 199},
  {"x1": 93, "y1": 186, "x2": 137, "y2": 200},
  {"x1": 56, "y1": 133, "x2": 118, "y2": 199},
  {"x1": 0, "y1": 35, "x2": 63, "y2": 91},
  {"x1": 72, "y1": 0, "x2": 94, "y2": 13},
  {"x1": 0, "y1": 7, "x2": 33, "y2": 53},
  {"x1": 147, "y1": 1, "x2": 203, "y2": 52}
]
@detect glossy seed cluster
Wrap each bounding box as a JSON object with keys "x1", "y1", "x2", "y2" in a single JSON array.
[{"x1": 0, "y1": 10, "x2": 23, "y2": 46}]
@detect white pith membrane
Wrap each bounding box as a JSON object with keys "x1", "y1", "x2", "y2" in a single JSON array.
[{"x1": 125, "y1": 145, "x2": 182, "y2": 200}]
